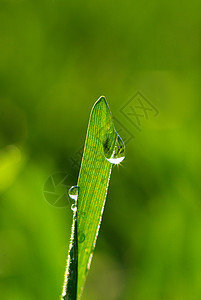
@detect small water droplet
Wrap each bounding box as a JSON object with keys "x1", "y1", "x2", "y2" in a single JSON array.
[
  {"x1": 105, "y1": 134, "x2": 125, "y2": 164},
  {"x1": 78, "y1": 231, "x2": 85, "y2": 243},
  {"x1": 71, "y1": 203, "x2": 77, "y2": 212},
  {"x1": 69, "y1": 185, "x2": 79, "y2": 201}
]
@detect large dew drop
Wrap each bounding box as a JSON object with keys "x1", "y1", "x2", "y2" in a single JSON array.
[
  {"x1": 68, "y1": 185, "x2": 79, "y2": 201},
  {"x1": 105, "y1": 134, "x2": 125, "y2": 164}
]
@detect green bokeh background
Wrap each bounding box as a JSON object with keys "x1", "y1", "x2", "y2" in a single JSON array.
[{"x1": 0, "y1": 0, "x2": 200, "y2": 299}]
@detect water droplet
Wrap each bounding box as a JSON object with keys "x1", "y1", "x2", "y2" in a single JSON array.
[
  {"x1": 71, "y1": 203, "x2": 77, "y2": 212},
  {"x1": 69, "y1": 185, "x2": 79, "y2": 201},
  {"x1": 78, "y1": 231, "x2": 85, "y2": 243},
  {"x1": 105, "y1": 134, "x2": 125, "y2": 164}
]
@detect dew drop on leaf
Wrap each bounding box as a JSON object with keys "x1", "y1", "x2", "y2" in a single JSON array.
[
  {"x1": 69, "y1": 185, "x2": 79, "y2": 200},
  {"x1": 71, "y1": 203, "x2": 77, "y2": 212},
  {"x1": 104, "y1": 134, "x2": 125, "y2": 164}
]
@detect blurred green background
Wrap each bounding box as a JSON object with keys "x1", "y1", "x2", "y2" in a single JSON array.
[{"x1": 0, "y1": 0, "x2": 200, "y2": 299}]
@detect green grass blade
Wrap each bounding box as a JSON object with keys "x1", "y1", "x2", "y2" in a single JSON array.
[
  {"x1": 77, "y1": 96, "x2": 118, "y2": 298},
  {"x1": 61, "y1": 96, "x2": 125, "y2": 300}
]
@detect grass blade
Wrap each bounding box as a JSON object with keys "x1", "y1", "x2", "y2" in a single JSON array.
[{"x1": 61, "y1": 96, "x2": 125, "y2": 299}]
